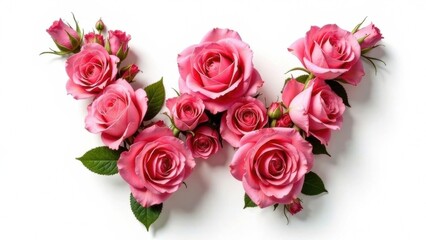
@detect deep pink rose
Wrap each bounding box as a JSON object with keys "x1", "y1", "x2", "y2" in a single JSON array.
[
  {"x1": 282, "y1": 78, "x2": 345, "y2": 145},
  {"x1": 220, "y1": 97, "x2": 268, "y2": 148},
  {"x1": 288, "y1": 24, "x2": 364, "y2": 85},
  {"x1": 230, "y1": 128, "x2": 314, "y2": 208},
  {"x1": 353, "y1": 23, "x2": 383, "y2": 50},
  {"x1": 276, "y1": 113, "x2": 293, "y2": 128},
  {"x1": 166, "y1": 93, "x2": 208, "y2": 131},
  {"x1": 107, "y1": 30, "x2": 131, "y2": 60},
  {"x1": 178, "y1": 28, "x2": 263, "y2": 114},
  {"x1": 46, "y1": 18, "x2": 81, "y2": 52},
  {"x1": 119, "y1": 64, "x2": 140, "y2": 82},
  {"x1": 118, "y1": 123, "x2": 195, "y2": 207},
  {"x1": 66, "y1": 43, "x2": 119, "y2": 99},
  {"x1": 186, "y1": 125, "x2": 221, "y2": 159},
  {"x1": 84, "y1": 32, "x2": 105, "y2": 46},
  {"x1": 85, "y1": 79, "x2": 148, "y2": 149},
  {"x1": 286, "y1": 198, "x2": 303, "y2": 215}
]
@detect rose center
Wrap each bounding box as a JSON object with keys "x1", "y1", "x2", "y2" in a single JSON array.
[{"x1": 206, "y1": 56, "x2": 220, "y2": 78}]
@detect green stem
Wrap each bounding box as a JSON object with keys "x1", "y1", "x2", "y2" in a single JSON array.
[{"x1": 303, "y1": 73, "x2": 314, "y2": 90}]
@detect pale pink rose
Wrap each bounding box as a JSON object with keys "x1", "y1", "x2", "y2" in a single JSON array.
[
  {"x1": 107, "y1": 30, "x2": 131, "y2": 60},
  {"x1": 178, "y1": 28, "x2": 263, "y2": 114},
  {"x1": 166, "y1": 93, "x2": 208, "y2": 131},
  {"x1": 66, "y1": 43, "x2": 119, "y2": 99},
  {"x1": 84, "y1": 32, "x2": 105, "y2": 46},
  {"x1": 85, "y1": 79, "x2": 148, "y2": 150},
  {"x1": 282, "y1": 78, "x2": 345, "y2": 145},
  {"x1": 288, "y1": 24, "x2": 364, "y2": 85},
  {"x1": 353, "y1": 23, "x2": 383, "y2": 49},
  {"x1": 220, "y1": 97, "x2": 268, "y2": 148},
  {"x1": 46, "y1": 19, "x2": 81, "y2": 52},
  {"x1": 230, "y1": 128, "x2": 314, "y2": 208},
  {"x1": 118, "y1": 123, "x2": 195, "y2": 207},
  {"x1": 186, "y1": 125, "x2": 221, "y2": 159}
]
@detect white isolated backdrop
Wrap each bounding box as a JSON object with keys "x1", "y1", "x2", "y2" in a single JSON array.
[{"x1": 0, "y1": 0, "x2": 424, "y2": 239}]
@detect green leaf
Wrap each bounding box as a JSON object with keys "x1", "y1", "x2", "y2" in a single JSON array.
[
  {"x1": 76, "y1": 146, "x2": 125, "y2": 175},
  {"x1": 130, "y1": 194, "x2": 162, "y2": 231},
  {"x1": 244, "y1": 194, "x2": 257, "y2": 208},
  {"x1": 326, "y1": 80, "x2": 351, "y2": 107},
  {"x1": 301, "y1": 171, "x2": 328, "y2": 196},
  {"x1": 144, "y1": 78, "x2": 165, "y2": 121},
  {"x1": 305, "y1": 136, "x2": 331, "y2": 156}
]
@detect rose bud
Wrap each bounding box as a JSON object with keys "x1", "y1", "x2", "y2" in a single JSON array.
[
  {"x1": 46, "y1": 18, "x2": 82, "y2": 53},
  {"x1": 286, "y1": 198, "x2": 303, "y2": 215},
  {"x1": 95, "y1": 19, "x2": 105, "y2": 32},
  {"x1": 276, "y1": 113, "x2": 293, "y2": 128},
  {"x1": 84, "y1": 32, "x2": 105, "y2": 46},
  {"x1": 353, "y1": 23, "x2": 383, "y2": 51},
  {"x1": 268, "y1": 102, "x2": 284, "y2": 119},
  {"x1": 119, "y1": 64, "x2": 140, "y2": 82},
  {"x1": 106, "y1": 30, "x2": 131, "y2": 61}
]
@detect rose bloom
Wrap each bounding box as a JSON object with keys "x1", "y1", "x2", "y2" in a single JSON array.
[
  {"x1": 288, "y1": 24, "x2": 364, "y2": 85},
  {"x1": 282, "y1": 78, "x2": 345, "y2": 145},
  {"x1": 46, "y1": 18, "x2": 81, "y2": 52},
  {"x1": 84, "y1": 32, "x2": 105, "y2": 46},
  {"x1": 186, "y1": 125, "x2": 221, "y2": 159},
  {"x1": 178, "y1": 28, "x2": 263, "y2": 114},
  {"x1": 85, "y1": 79, "x2": 148, "y2": 150},
  {"x1": 220, "y1": 97, "x2": 268, "y2": 148},
  {"x1": 276, "y1": 113, "x2": 292, "y2": 128},
  {"x1": 230, "y1": 128, "x2": 314, "y2": 208},
  {"x1": 66, "y1": 43, "x2": 119, "y2": 99},
  {"x1": 118, "y1": 123, "x2": 195, "y2": 207},
  {"x1": 166, "y1": 93, "x2": 208, "y2": 131},
  {"x1": 353, "y1": 23, "x2": 383, "y2": 50},
  {"x1": 107, "y1": 30, "x2": 131, "y2": 60}
]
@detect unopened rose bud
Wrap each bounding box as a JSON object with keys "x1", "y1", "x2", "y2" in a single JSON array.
[
  {"x1": 84, "y1": 32, "x2": 105, "y2": 46},
  {"x1": 268, "y1": 102, "x2": 284, "y2": 119},
  {"x1": 353, "y1": 23, "x2": 383, "y2": 51},
  {"x1": 95, "y1": 19, "x2": 105, "y2": 32},
  {"x1": 119, "y1": 64, "x2": 140, "y2": 82},
  {"x1": 46, "y1": 17, "x2": 82, "y2": 53},
  {"x1": 286, "y1": 198, "x2": 303, "y2": 215},
  {"x1": 106, "y1": 30, "x2": 131, "y2": 61}
]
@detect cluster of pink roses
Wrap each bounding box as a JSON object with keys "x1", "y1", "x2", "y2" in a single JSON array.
[{"x1": 45, "y1": 16, "x2": 383, "y2": 229}]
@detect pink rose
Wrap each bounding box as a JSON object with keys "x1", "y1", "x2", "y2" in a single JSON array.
[
  {"x1": 186, "y1": 125, "x2": 221, "y2": 159},
  {"x1": 268, "y1": 102, "x2": 284, "y2": 119},
  {"x1": 85, "y1": 79, "x2": 148, "y2": 150},
  {"x1": 288, "y1": 24, "x2": 364, "y2": 85},
  {"x1": 46, "y1": 18, "x2": 81, "y2": 52},
  {"x1": 118, "y1": 123, "x2": 195, "y2": 207},
  {"x1": 286, "y1": 198, "x2": 303, "y2": 215},
  {"x1": 66, "y1": 43, "x2": 119, "y2": 99},
  {"x1": 119, "y1": 64, "x2": 140, "y2": 82},
  {"x1": 84, "y1": 32, "x2": 105, "y2": 46},
  {"x1": 107, "y1": 30, "x2": 131, "y2": 60},
  {"x1": 220, "y1": 97, "x2": 268, "y2": 148},
  {"x1": 276, "y1": 113, "x2": 293, "y2": 128},
  {"x1": 230, "y1": 128, "x2": 314, "y2": 208},
  {"x1": 353, "y1": 23, "x2": 383, "y2": 50},
  {"x1": 282, "y1": 78, "x2": 345, "y2": 145},
  {"x1": 166, "y1": 93, "x2": 208, "y2": 131},
  {"x1": 178, "y1": 28, "x2": 263, "y2": 114}
]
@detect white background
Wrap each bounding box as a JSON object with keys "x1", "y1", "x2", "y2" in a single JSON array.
[{"x1": 1, "y1": 0, "x2": 424, "y2": 239}]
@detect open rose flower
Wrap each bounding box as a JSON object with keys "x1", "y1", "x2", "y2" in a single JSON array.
[
  {"x1": 220, "y1": 97, "x2": 268, "y2": 148},
  {"x1": 353, "y1": 23, "x2": 383, "y2": 50},
  {"x1": 288, "y1": 24, "x2": 364, "y2": 85},
  {"x1": 85, "y1": 79, "x2": 147, "y2": 149},
  {"x1": 178, "y1": 28, "x2": 263, "y2": 114},
  {"x1": 166, "y1": 93, "x2": 208, "y2": 131},
  {"x1": 46, "y1": 18, "x2": 81, "y2": 52},
  {"x1": 282, "y1": 78, "x2": 345, "y2": 145},
  {"x1": 107, "y1": 30, "x2": 131, "y2": 61},
  {"x1": 118, "y1": 123, "x2": 195, "y2": 207},
  {"x1": 186, "y1": 125, "x2": 221, "y2": 159},
  {"x1": 230, "y1": 128, "x2": 314, "y2": 208},
  {"x1": 66, "y1": 43, "x2": 119, "y2": 99}
]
